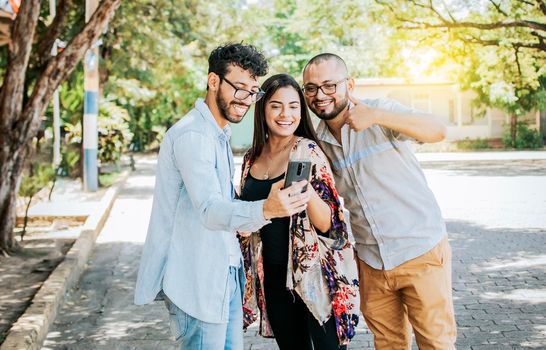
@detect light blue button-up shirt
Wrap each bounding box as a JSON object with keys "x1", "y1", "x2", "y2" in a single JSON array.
[{"x1": 134, "y1": 98, "x2": 270, "y2": 323}]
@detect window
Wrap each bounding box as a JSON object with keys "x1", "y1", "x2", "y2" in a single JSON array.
[{"x1": 411, "y1": 93, "x2": 431, "y2": 113}]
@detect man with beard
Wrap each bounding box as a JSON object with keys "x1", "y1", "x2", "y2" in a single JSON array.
[
  {"x1": 302, "y1": 53, "x2": 456, "y2": 350},
  {"x1": 135, "y1": 44, "x2": 311, "y2": 350}
]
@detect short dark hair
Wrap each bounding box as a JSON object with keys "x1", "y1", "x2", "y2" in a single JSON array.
[
  {"x1": 208, "y1": 43, "x2": 268, "y2": 79},
  {"x1": 249, "y1": 74, "x2": 320, "y2": 162},
  {"x1": 303, "y1": 53, "x2": 348, "y2": 75}
]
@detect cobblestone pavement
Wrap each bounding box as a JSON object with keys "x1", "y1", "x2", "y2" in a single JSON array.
[{"x1": 42, "y1": 157, "x2": 546, "y2": 350}]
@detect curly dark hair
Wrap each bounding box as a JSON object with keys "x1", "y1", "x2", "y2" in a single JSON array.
[{"x1": 208, "y1": 43, "x2": 268, "y2": 79}]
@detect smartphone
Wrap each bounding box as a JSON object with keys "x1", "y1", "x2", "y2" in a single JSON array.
[{"x1": 284, "y1": 160, "x2": 311, "y2": 193}]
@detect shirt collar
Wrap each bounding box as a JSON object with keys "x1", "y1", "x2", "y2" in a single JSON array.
[
  {"x1": 194, "y1": 98, "x2": 231, "y2": 141},
  {"x1": 316, "y1": 120, "x2": 341, "y2": 147}
]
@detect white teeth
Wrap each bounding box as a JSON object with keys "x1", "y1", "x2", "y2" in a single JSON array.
[
  {"x1": 276, "y1": 121, "x2": 293, "y2": 126},
  {"x1": 316, "y1": 101, "x2": 332, "y2": 107},
  {"x1": 234, "y1": 105, "x2": 248, "y2": 113}
]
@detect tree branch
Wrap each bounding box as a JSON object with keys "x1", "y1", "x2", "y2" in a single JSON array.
[
  {"x1": 376, "y1": 0, "x2": 430, "y2": 26},
  {"x1": 460, "y1": 33, "x2": 546, "y2": 51},
  {"x1": 36, "y1": 0, "x2": 73, "y2": 65},
  {"x1": 0, "y1": 0, "x2": 40, "y2": 135},
  {"x1": 489, "y1": 0, "x2": 509, "y2": 17},
  {"x1": 401, "y1": 19, "x2": 546, "y2": 32},
  {"x1": 441, "y1": 0, "x2": 458, "y2": 22},
  {"x1": 18, "y1": 0, "x2": 122, "y2": 146},
  {"x1": 514, "y1": 46, "x2": 522, "y2": 81},
  {"x1": 521, "y1": 0, "x2": 538, "y2": 7},
  {"x1": 380, "y1": 0, "x2": 546, "y2": 32},
  {"x1": 537, "y1": 0, "x2": 546, "y2": 16}
]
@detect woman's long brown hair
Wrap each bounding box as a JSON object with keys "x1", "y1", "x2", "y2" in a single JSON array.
[{"x1": 248, "y1": 73, "x2": 320, "y2": 162}]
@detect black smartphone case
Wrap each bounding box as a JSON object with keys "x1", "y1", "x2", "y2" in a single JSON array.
[{"x1": 284, "y1": 160, "x2": 311, "y2": 192}]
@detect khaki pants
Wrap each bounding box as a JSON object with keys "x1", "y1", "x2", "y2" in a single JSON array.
[{"x1": 358, "y1": 237, "x2": 457, "y2": 350}]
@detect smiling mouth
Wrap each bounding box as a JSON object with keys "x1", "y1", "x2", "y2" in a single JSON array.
[
  {"x1": 232, "y1": 104, "x2": 249, "y2": 115},
  {"x1": 314, "y1": 100, "x2": 333, "y2": 109},
  {"x1": 276, "y1": 120, "x2": 294, "y2": 127}
]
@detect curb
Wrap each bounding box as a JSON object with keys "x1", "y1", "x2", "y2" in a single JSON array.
[{"x1": 0, "y1": 170, "x2": 131, "y2": 350}]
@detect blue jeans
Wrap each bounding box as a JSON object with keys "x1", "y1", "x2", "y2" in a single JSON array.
[{"x1": 164, "y1": 266, "x2": 244, "y2": 350}]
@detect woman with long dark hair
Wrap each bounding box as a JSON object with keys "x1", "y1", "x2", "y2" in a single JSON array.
[{"x1": 238, "y1": 74, "x2": 360, "y2": 349}]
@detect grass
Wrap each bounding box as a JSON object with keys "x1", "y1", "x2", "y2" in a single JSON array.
[
  {"x1": 99, "y1": 171, "x2": 121, "y2": 188},
  {"x1": 455, "y1": 138, "x2": 492, "y2": 150}
]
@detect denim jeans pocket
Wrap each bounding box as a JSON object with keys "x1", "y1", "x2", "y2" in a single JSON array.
[{"x1": 164, "y1": 297, "x2": 188, "y2": 341}]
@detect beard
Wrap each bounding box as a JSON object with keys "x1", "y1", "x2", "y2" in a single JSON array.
[
  {"x1": 216, "y1": 93, "x2": 248, "y2": 124},
  {"x1": 309, "y1": 94, "x2": 349, "y2": 121}
]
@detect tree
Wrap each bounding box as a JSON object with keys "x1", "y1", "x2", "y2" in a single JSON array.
[
  {"x1": 375, "y1": 0, "x2": 546, "y2": 54},
  {"x1": 374, "y1": 0, "x2": 546, "y2": 145},
  {"x1": 0, "y1": 0, "x2": 121, "y2": 254}
]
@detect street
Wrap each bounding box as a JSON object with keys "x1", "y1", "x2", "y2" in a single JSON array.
[{"x1": 42, "y1": 155, "x2": 546, "y2": 350}]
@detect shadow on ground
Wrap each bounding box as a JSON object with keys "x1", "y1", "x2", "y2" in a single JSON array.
[
  {"x1": 422, "y1": 160, "x2": 546, "y2": 177},
  {"x1": 0, "y1": 239, "x2": 73, "y2": 344},
  {"x1": 40, "y1": 221, "x2": 545, "y2": 349},
  {"x1": 447, "y1": 220, "x2": 546, "y2": 349}
]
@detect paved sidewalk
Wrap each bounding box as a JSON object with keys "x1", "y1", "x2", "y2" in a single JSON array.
[
  {"x1": 42, "y1": 156, "x2": 546, "y2": 349},
  {"x1": 413, "y1": 150, "x2": 546, "y2": 162}
]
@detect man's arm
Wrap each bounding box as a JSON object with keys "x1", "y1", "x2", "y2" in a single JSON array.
[
  {"x1": 345, "y1": 96, "x2": 447, "y2": 143},
  {"x1": 173, "y1": 131, "x2": 309, "y2": 233}
]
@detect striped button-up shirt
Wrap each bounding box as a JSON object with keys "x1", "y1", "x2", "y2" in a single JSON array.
[{"x1": 315, "y1": 98, "x2": 446, "y2": 270}]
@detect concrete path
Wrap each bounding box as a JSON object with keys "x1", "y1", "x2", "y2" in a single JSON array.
[{"x1": 43, "y1": 155, "x2": 546, "y2": 349}]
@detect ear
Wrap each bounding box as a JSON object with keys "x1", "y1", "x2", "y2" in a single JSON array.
[
  {"x1": 347, "y1": 77, "x2": 355, "y2": 93},
  {"x1": 208, "y1": 72, "x2": 220, "y2": 91}
]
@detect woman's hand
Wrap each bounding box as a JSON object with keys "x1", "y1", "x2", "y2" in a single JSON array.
[{"x1": 263, "y1": 180, "x2": 311, "y2": 219}]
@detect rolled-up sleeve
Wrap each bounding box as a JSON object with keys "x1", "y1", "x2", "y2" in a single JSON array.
[
  {"x1": 376, "y1": 98, "x2": 422, "y2": 142},
  {"x1": 173, "y1": 131, "x2": 270, "y2": 232}
]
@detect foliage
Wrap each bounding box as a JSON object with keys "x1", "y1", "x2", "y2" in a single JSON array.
[
  {"x1": 64, "y1": 100, "x2": 132, "y2": 166},
  {"x1": 502, "y1": 121, "x2": 544, "y2": 149},
  {"x1": 58, "y1": 147, "x2": 80, "y2": 177},
  {"x1": 18, "y1": 163, "x2": 55, "y2": 240},
  {"x1": 101, "y1": 1, "x2": 205, "y2": 150},
  {"x1": 373, "y1": 0, "x2": 546, "y2": 146},
  {"x1": 97, "y1": 101, "x2": 133, "y2": 164},
  {"x1": 455, "y1": 138, "x2": 491, "y2": 150},
  {"x1": 99, "y1": 171, "x2": 120, "y2": 187},
  {"x1": 91, "y1": 0, "x2": 406, "y2": 152},
  {"x1": 18, "y1": 163, "x2": 56, "y2": 199}
]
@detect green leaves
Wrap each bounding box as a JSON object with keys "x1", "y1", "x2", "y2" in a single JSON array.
[{"x1": 18, "y1": 164, "x2": 55, "y2": 199}]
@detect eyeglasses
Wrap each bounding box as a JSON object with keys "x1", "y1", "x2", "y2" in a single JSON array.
[
  {"x1": 302, "y1": 78, "x2": 348, "y2": 97},
  {"x1": 220, "y1": 76, "x2": 265, "y2": 103}
]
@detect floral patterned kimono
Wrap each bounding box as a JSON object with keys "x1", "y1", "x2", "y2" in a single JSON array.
[{"x1": 239, "y1": 137, "x2": 360, "y2": 346}]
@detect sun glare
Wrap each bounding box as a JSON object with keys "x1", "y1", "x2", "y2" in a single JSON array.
[{"x1": 402, "y1": 48, "x2": 441, "y2": 80}]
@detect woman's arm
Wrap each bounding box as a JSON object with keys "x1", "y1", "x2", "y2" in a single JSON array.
[
  {"x1": 307, "y1": 186, "x2": 332, "y2": 233},
  {"x1": 304, "y1": 142, "x2": 349, "y2": 248}
]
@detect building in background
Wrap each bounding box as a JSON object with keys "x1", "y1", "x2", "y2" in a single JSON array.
[{"x1": 353, "y1": 78, "x2": 541, "y2": 141}]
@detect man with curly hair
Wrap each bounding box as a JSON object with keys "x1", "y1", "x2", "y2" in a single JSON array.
[{"x1": 135, "y1": 43, "x2": 311, "y2": 350}]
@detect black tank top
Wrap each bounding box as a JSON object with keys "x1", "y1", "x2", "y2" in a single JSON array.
[{"x1": 239, "y1": 172, "x2": 289, "y2": 265}]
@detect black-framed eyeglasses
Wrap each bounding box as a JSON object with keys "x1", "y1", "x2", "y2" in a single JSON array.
[
  {"x1": 302, "y1": 78, "x2": 348, "y2": 97},
  {"x1": 220, "y1": 76, "x2": 265, "y2": 103}
]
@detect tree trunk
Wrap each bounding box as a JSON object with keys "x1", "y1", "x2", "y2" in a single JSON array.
[
  {"x1": 0, "y1": 0, "x2": 122, "y2": 253},
  {"x1": 0, "y1": 147, "x2": 27, "y2": 253},
  {"x1": 510, "y1": 114, "x2": 518, "y2": 148},
  {"x1": 22, "y1": 194, "x2": 34, "y2": 241}
]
